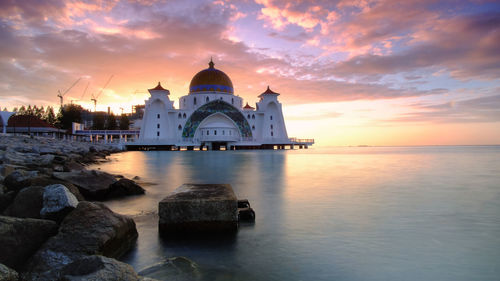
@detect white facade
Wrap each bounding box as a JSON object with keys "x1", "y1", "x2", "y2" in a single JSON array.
[{"x1": 137, "y1": 62, "x2": 290, "y2": 149}]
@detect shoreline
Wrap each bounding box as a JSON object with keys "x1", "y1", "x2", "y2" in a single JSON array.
[{"x1": 0, "y1": 134, "x2": 161, "y2": 280}]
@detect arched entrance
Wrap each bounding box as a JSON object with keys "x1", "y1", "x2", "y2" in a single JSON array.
[{"x1": 195, "y1": 113, "x2": 240, "y2": 150}]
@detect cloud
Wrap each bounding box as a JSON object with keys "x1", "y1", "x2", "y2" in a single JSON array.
[{"x1": 386, "y1": 93, "x2": 500, "y2": 124}]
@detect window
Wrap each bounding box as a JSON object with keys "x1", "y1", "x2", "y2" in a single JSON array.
[
  {"x1": 270, "y1": 124, "x2": 273, "y2": 129},
  {"x1": 214, "y1": 130, "x2": 217, "y2": 135},
  {"x1": 220, "y1": 97, "x2": 223, "y2": 100},
  {"x1": 194, "y1": 97, "x2": 197, "y2": 105},
  {"x1": 157, "y1": 131, "x2": 160, "y2": 136},
  {"x1": 247, "y1": 114, "x2": 250, "y2": 119},
  {"x1": 157, "y1": 123, "x2": 160, "y2": 129},
  {"x1": 207, "y1": 130, "x2": 209, "y2": 135},
  {"x1": 271, "y1": 131, "x2": 273, "y2": 137},
  {"x1": 252, "y1": 125, "x2": 255, "y2": 130},
  {"x1": 270, "y1": 115, "x2": 273, "y2": 120},
  {"x1": 252, "y1": 114, "x2": 255, "y2": 119},
  {"x1": 157, "y1": 114, "x2": 160, "y2": 119},
  {"x1": 223, "y1": 130, "x2": 225, "y2": 135},
  {"x1": 231, "y1": 98, "x2": 234, "y2": 104},
  {"x1": 206, "y1": 96, "x2": 209, "y2": 102},
  {"x1": 183, "y1": 113, "x2": 186, "y2": 118},
  {"x1": 178, "y1": 113, "x2": 181, "y2": 118},
  {"x1": 229, "y1": 130, "x2": 232, "y2": 135},
  {"x1": 178, "y1": 125, "x2": 182, "y2": 130},
  {"x1": 202, "y1": 130, "x2": 204, "y2": 136}
]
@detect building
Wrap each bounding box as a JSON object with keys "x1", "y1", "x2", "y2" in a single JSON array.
[
  {"x1": 5, "y1": 115, "x2": 66, "y2": 136},
  {"x1": 132, "y1": 59, "x2": 313, "y2": 150}
]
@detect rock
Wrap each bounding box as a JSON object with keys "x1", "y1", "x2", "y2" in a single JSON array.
[
  {"x1": 108, "y1": 179, "x2": 145, "y2": 198},
  {"x1": 40, "y1": 184, "x2": 78, "y2": 222},
  {"x1": 38, "y1": 154, "x2": 54, "y2": 166},
  {"x1": 23, "y1": 202, "x2": 138, "y2": 279},
  {"x1": 158, "y1": 184, "x2": 238, "y2": 235},
  {"x1": 238, "y1": 207, "x2": 256, "y2": 222},
  {"x1": 0, "y1": 263, "x2": 19, "y2": 281},
  {"x1": 0, "y1": 192, "x2": 15, "y2": 213},
  {"x1": 89, "y1": 146, "x2": 97, "y2": 153},
  {"x1": 133, "y1": 176, "x2": 141, "y2": 180},
  {"x1": 0, "y1": 164, "x2": 21, "y2": 177},
  {"x1": 138, "y1": 257, "x2": 199, "y2": 281},
  {"x1": 3, "y1": 171, "x2": 31, "y2": 193},
  {"x1": 59, "y1": 255, "x2": 141, "y2": 281},
  {"x1": 0, "y1": 216, "x2": 58, "y2": 269},
  {"x1": 63, "y1": 161, "x2": 85, "y2": 172},
  {"x1": 53, "y1": 170, "x2": 117, "y2": 200},
  {"x1": 30, "y1": 176, "x2": 84, "y2": 201},
  {"x1": 3, "y1": 186, "x2": 45, "y2": 219}
]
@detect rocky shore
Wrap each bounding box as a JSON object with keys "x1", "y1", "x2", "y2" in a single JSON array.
[{"x1": 0, "y1": 135, "x2": 155, "y2": 281}]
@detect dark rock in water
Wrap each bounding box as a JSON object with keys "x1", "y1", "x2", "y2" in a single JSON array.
[
  {"x1": 3, "y1": 171, "x2": 31, "y2": 193},
  {"x1": 159, "y1": 184, "x2": 238, "y2": 235},
  {"x1": 40, "y1": 184, "x2": 78, "y2": 223},
  {"x1": 238, "y1": 207, "x2": 256, "y2": 222},
  {"x1": 0, "y1": 191, "x2": 15, "y2": 213},
  {"x1": 138, "y1": 257, "x2": 199, "y2": 281},
  {"x1": 53, "y1": 170, "x2": 117, "y2": 200},
  {"x1": 23, "y1": 201, "x2": 138, "y2": 280},
  {"x1": 0, "y1": 263, "x2": 19, "y2": 281},
  {"x1": 3, "y1": 186, "x2": 45, "y2": 219},
  {"x1": 237, "y1": 199, "x2": 250, "y2": 208},
  {"x1": 0, "y1": 216, "x2": 58, "y2": 270},
  {"x1": 30, "y1": 176, "x2": 84, "y2": 201},
  {"x1": 59, "y1": 255, "x2": 141, "y2": 281},
  {"x1": 108, "y1": 179, "x2": 145, "y2": 198},
  {"x1": 133, "y1": 176, "x2": 140, "y2": 180}
]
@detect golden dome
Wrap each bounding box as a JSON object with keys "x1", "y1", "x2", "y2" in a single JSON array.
[{"x1": 189, "y1": 59, "x2": 234, "y2": 94}]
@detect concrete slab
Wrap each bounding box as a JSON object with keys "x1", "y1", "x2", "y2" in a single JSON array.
[{"x1": 159, "y1": 184, "x2": 238, "y2": 235}]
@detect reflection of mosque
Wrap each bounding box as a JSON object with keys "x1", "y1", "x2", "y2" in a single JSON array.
[{"x1": 131, "y1": 59, "x2": 313, "y2": 150}]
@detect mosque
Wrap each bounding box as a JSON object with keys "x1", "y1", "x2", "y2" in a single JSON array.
[{"x1": 131, "y1": 59, "x2": 313, "y2": 150}]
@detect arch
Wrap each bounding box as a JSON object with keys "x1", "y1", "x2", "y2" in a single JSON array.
[
  {"x1": 178, "y1": 113, "x2": 181, "y2": 118},
  {"x1": 252, "y1": 114, "x2": 255, "y2": 119},
  {"x1": 206, "y1": 96, "x2": 209, "y2": 102},
  {"x1": 194, "y1": 97, "x2": 197, "y2": 105},
  {"x1": 183, "y1": 113, "x2": 186, "y2": 118},
  {"x1": 178, "y1": 124, "x2": 182, "y2": 130},
  {"x1": 182, "y1": 100, "x2": 252, "y2": 138}
]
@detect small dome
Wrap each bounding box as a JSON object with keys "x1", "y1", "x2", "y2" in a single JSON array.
[{"x1": 189, "y1": 59, "x2": 234, "y2": 94}]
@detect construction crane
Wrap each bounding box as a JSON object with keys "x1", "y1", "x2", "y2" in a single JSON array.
[
  {"x1": 57, "y1": 77, "x2": 82, "y2": 106},
  {"x1": 80, "y1": 82, "x2": 90, "y2": 100},
  {"x1": 91, "y1": 75, "x2": 114, "y2": 112}
]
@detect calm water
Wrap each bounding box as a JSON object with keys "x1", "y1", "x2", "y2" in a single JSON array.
[{"x1": 92, "y1": 146, "x2": 500, "y2": 281}]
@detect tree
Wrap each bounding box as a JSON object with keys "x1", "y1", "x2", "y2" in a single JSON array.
[
  {"x1": 58, "y1": 104, "x2": 83, "y2": 130},
  {"x1": 44, "y1": 106, "x2": 56, "y2": 125},
  {"x1": 119, "y1": 114, "x2": 130, "y2": 130},
  {"x1": 106, "y1": 113, "x2": 117, "y2": 130},
  {"x1": 18, "y1": 105, "x2": 26, "y2": 115},
  {"x1": 92, "y1": 113, "x2": 106, "y2": 130}
]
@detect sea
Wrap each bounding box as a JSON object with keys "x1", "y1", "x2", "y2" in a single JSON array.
[{"x1": 91, "y1": 146, "x2": 500, "y2": 281}]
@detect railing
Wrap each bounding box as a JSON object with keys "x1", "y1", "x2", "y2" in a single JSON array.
[
  {"x1": 289, "y1": 137, "x2": 315, "y2": 144},
  {"x1": 75, "y1": 130, "x2": 140, "y2": 135}
]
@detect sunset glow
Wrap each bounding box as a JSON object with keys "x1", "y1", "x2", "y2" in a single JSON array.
[{"x1": 1, "y1": 0, "x2": 499, "y2": 145}]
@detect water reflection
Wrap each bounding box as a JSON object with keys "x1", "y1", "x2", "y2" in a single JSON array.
[{"x1": 92, "y1": 147, "x2": 500, "y2": 281}]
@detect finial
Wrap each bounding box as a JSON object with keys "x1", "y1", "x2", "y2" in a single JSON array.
[
  {"x1": 267, "y1": 85, "x2": 270, "y2": 90},
  {"x1": 208, "y1": 57, "x2": 214, "y2": 69},
  {"x1": 158, "y1": 81, "x2": 161, "y2": 86}
]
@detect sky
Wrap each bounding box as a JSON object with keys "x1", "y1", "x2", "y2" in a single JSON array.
[{"x1": 1, "y1": 0, "x2": 500, "y2": 146}]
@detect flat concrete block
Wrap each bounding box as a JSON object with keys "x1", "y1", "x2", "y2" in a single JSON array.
[{"x1": 159, "y1": 184, "x2": 238, "y2": 235}]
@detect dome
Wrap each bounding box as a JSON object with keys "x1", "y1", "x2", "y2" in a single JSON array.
[{"x1": 189, "y1": 59, "x2": 234, "y2": 94}]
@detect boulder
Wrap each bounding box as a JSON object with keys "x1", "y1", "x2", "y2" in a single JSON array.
[
  {"x1": 138, "y1": 257, "x2": 199, "y2": 281},
  {"x1": 40, "y1": 184, "x2": 78, "y2": 222},
  {"x1": 158, "y1": 184, "x2": 238, "y2": 235},
  {"x1": 0, "y1": 263, "x2": 19, "y2": 281},
  {"x1": 3, "y1": 171, "x2": 31, "y2": 193},
  {"x1": 3, "y1": 186, "x2": 45, "y2": 219},
  {"x1": 23, "y1": 202, "x2": 138, "y2": 280},
  {"x1": 108, "y1": 179, "x2": 145, "y2": 198},
  {"x1": 0, "y1": 192, "x2": 15, "y2": 213},
  {"x1": 0, "y1": 216, "x2": 58, "y2": 269},
  {"x1": 30, "y1": 176, "x2": 84, "y2": 201},
  {"x1": 59, "y1": 255, "x2": 141, "y2": 281},
  {"x1": 38, "y1": 154, "x2": 54, "y2": 166},
  {"x1": 62, "y1": 161, "x2": 85, "y2": 172},
  {"x1": 53, "y1": 170, "x2": 117, "y2": 200}
]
